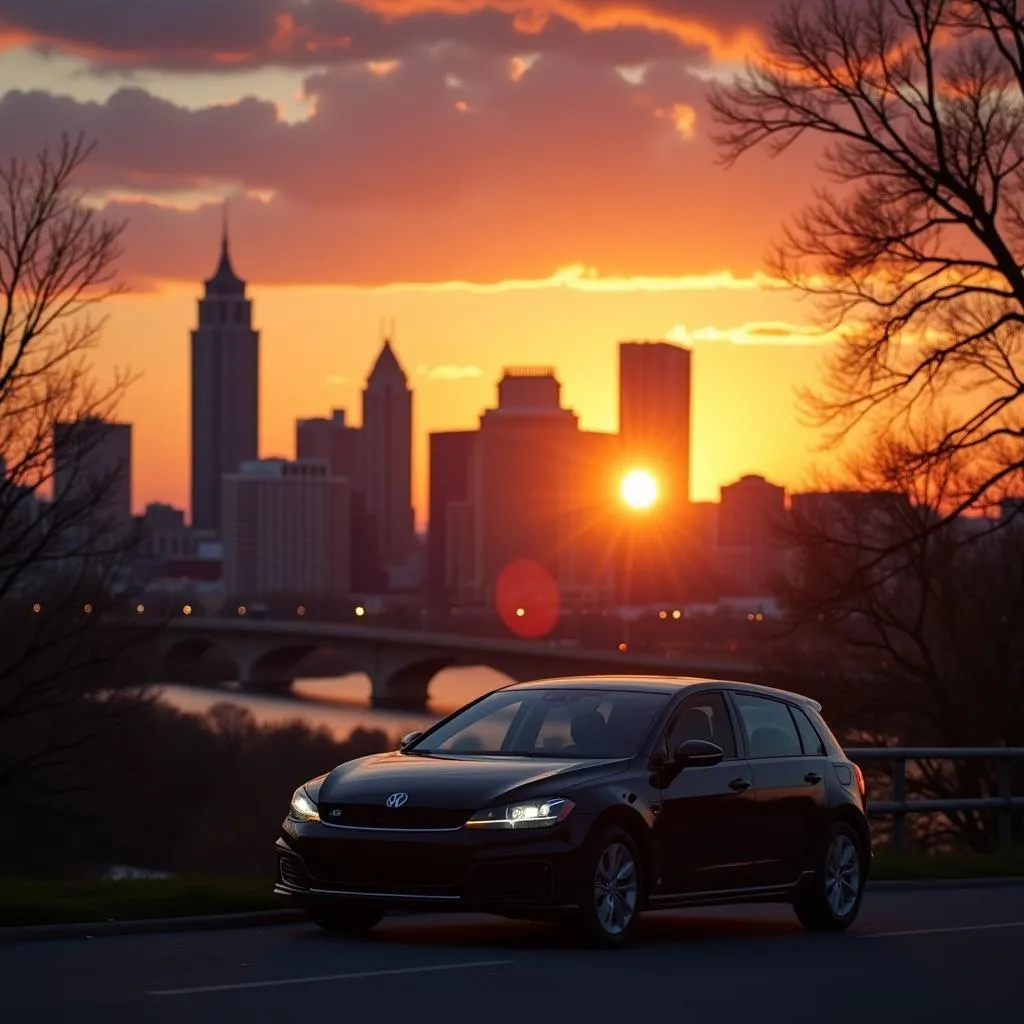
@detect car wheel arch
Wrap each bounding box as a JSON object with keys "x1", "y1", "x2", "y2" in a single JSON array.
[
  {"x1": 824, "y1": 804, "x2": 872, "y2": 863},
  {"x1": 585, "y1": 806, "x2": 655, "y2": 898}
]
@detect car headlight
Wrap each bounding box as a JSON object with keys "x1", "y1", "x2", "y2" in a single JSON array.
[
  {"x1": 288, "y1": 777, "x2": 325, "y2": 822},
  {"x1": 465, "y1": 797, "x2": 575, "y2": 830}
]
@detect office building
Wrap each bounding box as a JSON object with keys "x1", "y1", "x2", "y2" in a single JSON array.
[
  {"x1": 619, "y1": 340, "x2": 692, "y2": 505},
  {"x1": 222, "y1": 458, "x2": 351, "y2": 599},
  {"x1": 52, "y1": 417, "x2": 133, "y2": 532},
  {"x1": 717, "y1": 474, "x2": 786, "y2": 594},
  {"x1": 190, "y1": 222, "x2": 259, "y2": 533},
  {"x1": 361, "y1": 339, "x2": 414, "y2": 570},
  {"x1": 426, "y1": 430, "x2": 476, "y2": 607},
  {"x1": 617, "y1": 341, "x2": 694, "y2": 603},
  {"x1": 296, "y1": 409, "x2": 362, "y2": 489},
  {"x1": 459, "y1": 368, "x2": 617, "y2": 607}
]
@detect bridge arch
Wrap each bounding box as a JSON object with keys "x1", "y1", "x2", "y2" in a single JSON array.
[
  {"x1": 373, "y1": 655, "x2": 458, "y2": 711},
  {"x1": 246, "y1": 643, "x2": 366, "y2": 697},
  {"x1": 161, "y1": 636, "x2": 240, "y2": 685}
]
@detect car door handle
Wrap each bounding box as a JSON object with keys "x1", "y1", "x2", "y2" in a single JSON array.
[
  {"x1": 728, "y1": 777, "x2": 751, "y2": 792},
  {"x1": 804, "y1": 772, "x2": 822, "y2": 785}
]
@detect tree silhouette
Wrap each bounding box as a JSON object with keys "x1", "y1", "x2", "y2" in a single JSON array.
[
  {"x1": 0, "y1": 134, "x2": 147, "y2": 812},
  {"x1": 710, "y1": 0, "x2": 1024, "y2": 523}
]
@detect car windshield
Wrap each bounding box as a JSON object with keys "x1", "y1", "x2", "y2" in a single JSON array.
[{"x1": 407, "y1": 687, "x2": 670, "y2": 759}]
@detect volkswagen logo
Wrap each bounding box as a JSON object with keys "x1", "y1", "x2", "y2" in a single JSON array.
[{"x1": 385, "y1": 792, "x2": 409, "y2": 809}]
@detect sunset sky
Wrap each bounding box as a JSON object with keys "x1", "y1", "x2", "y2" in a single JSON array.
[{"x1": 0, "y1": 0, "x2": 845, "y2": 525}]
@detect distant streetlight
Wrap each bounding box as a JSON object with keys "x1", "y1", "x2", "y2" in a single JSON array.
[
  {"x1": 355, "y1": 605, "x2": 366, "y2": 617},
  {"x1": 182, "y1": 604, "x2": 193, "y2": 616},
  {"x1": 237, "y1": 605, "x2": 247, "y2": 616},
  {"x1": 135, "y1": 604, "x2": 145, "y2": 614},
  {"x1": 83, "y1": 603, "x2": 93, "y2": 614},
  {"x1": 296, "y1": 605, "x2": 306, "y2": 616},
  {"x1": 620, "y1": 469, "x2": 658, "y2": 511},
  {"x1": 32, "y1": 603, "x2": 41, "y2": 614},
  {"x1": 515, "y1": 607, "x2": 526, "y2": 618}
]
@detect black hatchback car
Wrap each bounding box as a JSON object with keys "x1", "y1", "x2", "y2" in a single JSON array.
[{"x1": 275, "y1": 676, "x2": 870, "y2": 947}]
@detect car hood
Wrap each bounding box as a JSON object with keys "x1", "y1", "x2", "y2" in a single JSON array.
[{"x1": 317, "y1": 751, "x2": 626, "y2": 811}]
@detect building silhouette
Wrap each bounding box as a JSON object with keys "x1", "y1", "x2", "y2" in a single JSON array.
[
  {"x1": 296, "y1": 409, "x2": 362, "y2": 490},
  {"x1": 717, "y1": 474, "x2": 786, "y2": 594},
  {"x1": 222, "y1": 458, "x2": 351, "y2": 599},
  {"x1": 190, "y1": 220, "x2": 259, "y2": 534},
  {"x1": 361, "y1": 339, "x2": 414, "y2": 571},
  {"x1": 616, "y1": 340, "x2": 693, "y2": 603},
  {"x1": 457, "y1": 368, "x2": 617, "y2": 608},
  {"x1": 53, "y1": 417, "x2": 133, "y2": 533},
  {"x1": 426, "y1": 430, "x2": 476, "y2": 608},
  {"x1": 619, "y1": 341, "x2": 692, "y2": 505}
]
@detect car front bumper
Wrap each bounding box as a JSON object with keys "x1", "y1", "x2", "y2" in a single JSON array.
[{"x1": 273, "y1": 816, "x2": 589, "y2": 915}]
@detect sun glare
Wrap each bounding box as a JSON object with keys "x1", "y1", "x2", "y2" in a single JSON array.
[{"x1": 620, "y1": 469, "x2": 658, "y2": 510}]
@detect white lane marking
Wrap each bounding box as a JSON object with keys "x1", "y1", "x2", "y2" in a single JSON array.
[
  {"x1": 868, "y1": 921, "x2": 1024, "y2": 939},
  {"x1": 150, "y1": 959, "x2": 515, "y2": 996}
]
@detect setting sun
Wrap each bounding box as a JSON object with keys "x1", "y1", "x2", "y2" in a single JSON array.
[{"x1": 620, "y1": 469, "x2": 658, "y2": 510}]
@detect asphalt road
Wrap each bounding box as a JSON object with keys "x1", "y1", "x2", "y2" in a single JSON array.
[{"x1": 3, "y1": 886, "x2": 1024, "y2": 1024}]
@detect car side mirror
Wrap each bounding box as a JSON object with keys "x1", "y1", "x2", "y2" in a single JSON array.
[
  {"x1": 399, "y1": 731, "x2": 422, "y2": 749},
  {"x1": 673, "y1": 739, "x2": 724, "y2": 767}
]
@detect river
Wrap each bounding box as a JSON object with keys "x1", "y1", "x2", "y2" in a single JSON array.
[{"x1": 157, "y1": 666, "x2": 514, "y2": 745}]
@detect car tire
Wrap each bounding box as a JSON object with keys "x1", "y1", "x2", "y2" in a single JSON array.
[
  {"x1": 308, "y1": 906, "x2": 384, "y2": 936},
  {"x1": 569, "y1": 826, "x2": 645, "y2": 949},
  {"x1": 793, "y1": 822, "x2": 866, "y2": 932}
]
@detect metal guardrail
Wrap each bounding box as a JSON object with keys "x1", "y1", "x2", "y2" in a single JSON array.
[{"x1": 846, "y1": 747, "x2": 1024, "y2": 850}]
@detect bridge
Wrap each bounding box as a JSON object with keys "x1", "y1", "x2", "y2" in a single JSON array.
[{"x1": 159, "y1": 617, "x2": 761, "y2": 709}]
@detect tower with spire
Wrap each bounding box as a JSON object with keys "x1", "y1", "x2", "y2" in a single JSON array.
[
  {"x1": 190, "y1": 210, "x2": 260, "y2": 533},
  {"x1": 361, "y1": 333, "x2": 414, "y2": 570}
]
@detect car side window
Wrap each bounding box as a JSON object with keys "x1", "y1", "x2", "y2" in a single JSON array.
[
  {"x1": 790, "y1": 705, "x2": 826, "y2": 756},
  {"x1": 664, "y1": 692, "x2": 737, "y2": 759},
  {"x1": 732, "y1": 693, "x2": 802, "y2": 759}
]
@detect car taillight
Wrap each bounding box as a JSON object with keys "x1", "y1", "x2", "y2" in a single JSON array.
[{"x1": 853, "y1": 762, "x2": 865, "y2": 796}]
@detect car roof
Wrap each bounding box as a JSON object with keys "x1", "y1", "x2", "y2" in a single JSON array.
[{"x1": 504, "y1": 675, "x2": 823, "y2": 712}]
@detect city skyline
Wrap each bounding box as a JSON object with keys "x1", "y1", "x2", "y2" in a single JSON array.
[{"x1": 0, "y1": 1, "x2": 846, "y2": 524}]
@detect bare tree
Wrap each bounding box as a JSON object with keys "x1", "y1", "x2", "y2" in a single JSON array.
[
  {"x1": 766, "y1": 437, "x2": 1024, "y2": 849},
  {"x1": 709, "y1": 0, "x2": 1024, "y2": 521},
  {"x1": 0, "y1": 134, "x2": 151, "y2": 813}
]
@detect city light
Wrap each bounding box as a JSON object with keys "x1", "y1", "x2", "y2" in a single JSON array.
[
  {"x1": 83, "y1": 603, "x2": 93, "y2": 614},
  {"x1": 515, "y1": 607, "x2": 526, "y2": 618},
  {"x1": 296, "y1": 605, "x2": 306, "y2": 616},
  {"x1": 32, "y1": 603, "x2": 41, "y2": 614},
  {"x1": 182, "y1": 604, "x2": 193, "y2": 616},
  {"x1": 135, "y1": 604, "x2": 145, "y2": 614},
  {"x1": 620, "y1": 469, "x2": 657, "y2": 510},
  {"x1": 237, "y1": 605, "x2": 247, "y2": 616},
  {"x1": 355, "y1": 605, "x2": 366, "y2": 617}
]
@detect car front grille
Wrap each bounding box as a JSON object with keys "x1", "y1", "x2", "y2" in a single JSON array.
[{"x1": 318, "y1": 803, "x2": 469, "y2": 830}]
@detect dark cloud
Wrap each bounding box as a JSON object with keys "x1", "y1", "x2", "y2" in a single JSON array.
[
  {"x1": 0, "y1": 44, "x2": 804, "y2": 286},
  {"x1": 0, "y1": 1, "x2": 774, "y2": 72}
]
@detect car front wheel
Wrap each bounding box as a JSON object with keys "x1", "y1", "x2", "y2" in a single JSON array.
[
  {"x1": 570, "y1": 826, "x2": 644, "y2": 948},
  {"x1": 793, "y1": 822, "x2": 866, "y2": 932},
  {"x1": 308, "y1": 905, "x2": 384, "y2": 936}
]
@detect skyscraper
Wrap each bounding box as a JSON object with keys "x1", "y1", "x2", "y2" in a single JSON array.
[
  {"x1": 618, "y1": 340, "x2": 692, "y2": 505},
  {"x1": 361, "y1": 339, "x2": 414, "y2": 569},
  {"x1": 190, "y1": 221, "x2": 259, "y2": 533},
  {"x1": 617, "y1": 341, "x2": 693, "y2": 603}
]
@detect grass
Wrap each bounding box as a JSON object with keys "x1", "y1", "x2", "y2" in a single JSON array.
[
  {"x1": 870, "y1": 847, "x2": 1024, "y2": 881},
  {"x1": 3, "y1": 848, "x2": 1024, "y2": 929},
  {"x1": 0, "y1": 875, "x2": 280, "y2": 929}
]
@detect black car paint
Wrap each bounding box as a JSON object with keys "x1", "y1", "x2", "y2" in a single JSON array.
[{"x1": 274, "y1": 676, "x2": 870, "y2": 918}]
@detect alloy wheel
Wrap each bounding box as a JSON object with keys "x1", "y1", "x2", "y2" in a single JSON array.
[
  {"x1": 824, "y1": 833, "x2": 860, "y2": 918},
  {"x1": 593, "y1": 841, "x2": 639, "y2": 935}
]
